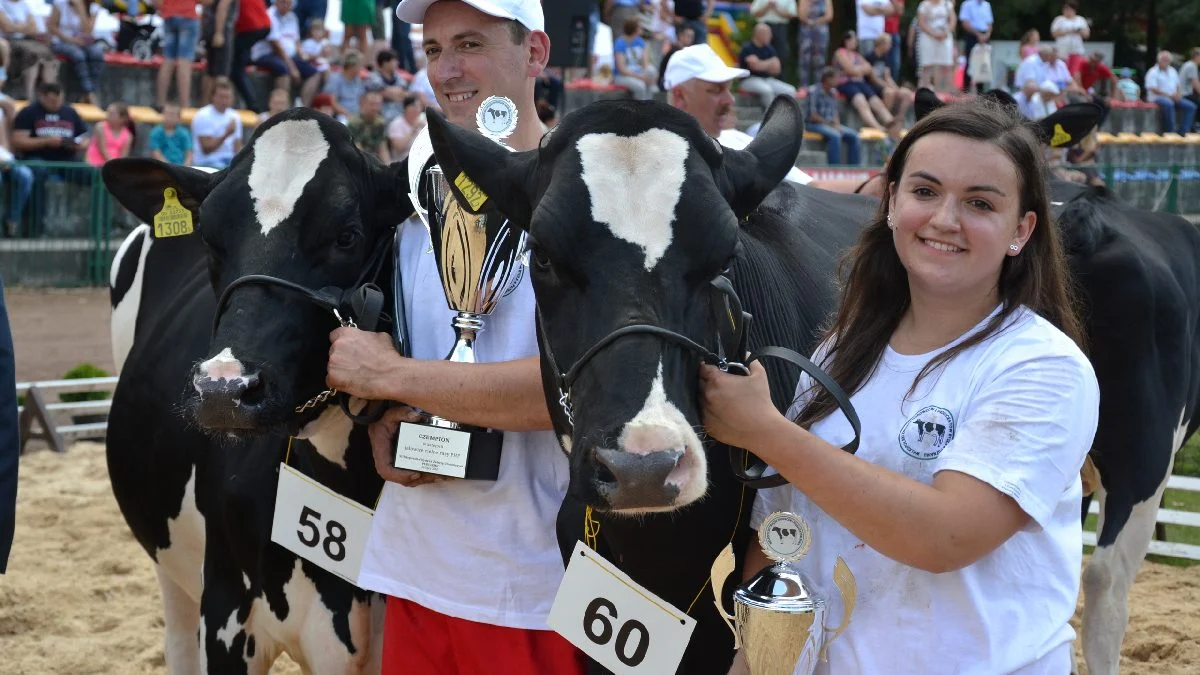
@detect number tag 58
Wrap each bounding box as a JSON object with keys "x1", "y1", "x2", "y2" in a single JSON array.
[
  {"x1": 271, "y1": 463, "x2": 374, "y2": 584},
  {"x1": 549, "y1": 542, "x2": 696, "y2": 674}
]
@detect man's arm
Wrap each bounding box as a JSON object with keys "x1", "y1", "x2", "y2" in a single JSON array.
[
  {"x1": 11, "y1": 129, "x2": 61, "y2": 153},
  {"x1": 327, "y1": 328, "x2": 552, "y2": 431}
]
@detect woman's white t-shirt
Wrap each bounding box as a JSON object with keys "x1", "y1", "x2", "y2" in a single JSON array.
[
  {"x1": 1051, "y1": 14, "x2": 1088, "y2": 56},
  {"x1": 752, "y1": 306, "x2": 1099, "y2": 675},
  {"x1": 356, "y1": 215, "x2": 571, "y2": 630}
]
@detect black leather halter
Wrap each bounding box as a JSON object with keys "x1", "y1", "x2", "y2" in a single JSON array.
[
  {"x1": 210, "y1": 234, "x2": 396, "y2": 424},
  {"x1": 537, "y1": 275, "x2": 862, "y2": 489}
]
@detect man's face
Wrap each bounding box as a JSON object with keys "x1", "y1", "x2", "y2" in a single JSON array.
[
  {"x1": 1159, "y1": 52, "x2": 1171, "y2": 69},
  {"x1": 39, "y1": 91, "x2": 62, "y2": 111},
  {"x1": 675, "y1": 78, "x2": 734, "y2": 137},
  {"x1": 276, "y1": 0, "x2": 293, "y2": 14},
  {"x1": 379, "y1": 57, "x2": 396, "y2": 75},
  {"x1": 361, "y1": 93, "x2": 383, "y2": 119},
  {"x1": 678, "y1": 28, "x2": 695, "y2": 47},
  {"x1": 753, "y1": 24, "x2": 771, "y2": 45},
  {"x1": 164, "y1": 106, "x2": 181, "y2": 125},
  {"x1": 421, "y1": 2, "x2": 534, "y2": 128},
  {"x1": 213, "y1": 88, "x2": 234, "y2": 110}
]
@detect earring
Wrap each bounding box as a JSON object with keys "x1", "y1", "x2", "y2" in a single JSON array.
[
  {"x1": 887, "y1": 214, "x2": 896, "y2": 230},
  {"x1": 1009, "y1": 244, "x2": 1020, "y2": 252}
]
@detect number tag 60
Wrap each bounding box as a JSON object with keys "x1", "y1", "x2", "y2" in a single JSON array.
[
  {"x1": 271, "y1": 463, "x2": 374, "y2": 584},
  {"x1": 549, "y1": 542, "x2": 696, "y2": 674}
]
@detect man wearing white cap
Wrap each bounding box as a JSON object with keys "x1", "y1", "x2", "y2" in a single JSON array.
[
  {"x1": 663, "y1": 43, "x2": 812, "y2": 184},
  {"x1": 325, "y1": 1, "x2": 585, "y2": 674}
]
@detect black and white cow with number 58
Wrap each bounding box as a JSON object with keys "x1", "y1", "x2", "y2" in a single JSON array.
[{"x1": 104, "y1": 108, "x2": 411, "y2": 674}]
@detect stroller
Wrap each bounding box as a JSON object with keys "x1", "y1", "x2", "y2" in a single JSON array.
[{"x1": 97, "y1": 0, "x2": 164, "y2": 60}]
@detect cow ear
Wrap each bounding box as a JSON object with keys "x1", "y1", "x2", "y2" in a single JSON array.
[
  {"x1": 716, "y1": 96, "x2": 803, "y2": 218},
  {"x1": 913, "y1": 88, "x2": 943, "y2": 122},
  {"x1": 1036, "y1": 103, "x2": 1104, "y2": 148},
  {"x1": 371, "y1": 158, "x2": 414, "y2": 226},
  {"x1": 102, "y1": 158, "x2": 217, "y2": 234},
  {"x1": 424, "y1": 109, "x2": 537, "y2": 229},
  {"x1": 981, "y1": 88, "x2": 1018, "y2": 110}
]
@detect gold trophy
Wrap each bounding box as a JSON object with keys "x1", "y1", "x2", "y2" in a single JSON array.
[
  {"x1": 396, "y1": 97, "x2": 526, "y2": 481},
  {"x1": 712, "y1": 512, "x2": 857, "y2": 674}
]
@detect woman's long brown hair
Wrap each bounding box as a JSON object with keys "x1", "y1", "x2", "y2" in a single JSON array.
[{"x1": 794, "y1": 100, "x2": 1085, "y2": 428}]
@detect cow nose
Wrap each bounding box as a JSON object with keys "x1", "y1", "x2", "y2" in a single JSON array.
[
  {"x1": 192, "y1": 368, "x2": 265, "y2": 406},
  {"x1": 593, "y1": 447, "x2": 683, "y2": 510}
]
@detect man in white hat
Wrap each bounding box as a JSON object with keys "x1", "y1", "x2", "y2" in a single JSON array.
[
  {"x1": 663, "y1": 43, "x2": 812, "y2": 184},
  {"x1": 325, "y1": 2, "x2": 585, "y2": 674}
]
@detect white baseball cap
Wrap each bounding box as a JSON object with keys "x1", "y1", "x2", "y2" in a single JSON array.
[
  {"x1": 396, "y1": 0, "x2": 545, "y2": 32},
  {"x1": 663, "y1": 45, "x2": 750, "y2": 90}
]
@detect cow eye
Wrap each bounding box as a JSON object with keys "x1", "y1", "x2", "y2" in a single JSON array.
[
  {"x1": 527, "y1": 241, "x2": 552, "y2": 271},
  {"x1": 335, "y1": 229, "x2": 359, "y2": 249}
]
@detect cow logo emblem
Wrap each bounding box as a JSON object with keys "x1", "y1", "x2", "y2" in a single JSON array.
[
  {"x1": 899, "y1": 405, "x2": 955, "y2": 460},
  {"x1": 759, "y1": 512, "x2": 811, "y2": 563},
  {"x1": 476, "y1": 96, "x2": 518, "y2": 143}
]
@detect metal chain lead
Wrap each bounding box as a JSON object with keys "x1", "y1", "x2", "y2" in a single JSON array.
[{"x1": 294, "y1": 309, "x2": 357, "y2": 413}]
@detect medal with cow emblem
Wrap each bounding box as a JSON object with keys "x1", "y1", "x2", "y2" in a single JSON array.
[
  {"x1": 713, "y1": 511, "x2": 857, "y2": 675},
  {"x1": 476, "y1": 95, "x2": 518, "y2": 145}
]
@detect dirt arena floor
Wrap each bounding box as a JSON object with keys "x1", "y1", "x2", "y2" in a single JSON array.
[{"x1": 2, "y1": 288, "x2": 1198, "y2": 673}]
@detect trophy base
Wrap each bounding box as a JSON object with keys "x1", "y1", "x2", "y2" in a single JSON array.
[{"x1": 394, "y1": 420, "x2": 503, "y2": 481}]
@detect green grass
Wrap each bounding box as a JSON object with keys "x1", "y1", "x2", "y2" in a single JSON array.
[{"x1": 1082, "y1": 431, "x2": 1200, "y2": 568}]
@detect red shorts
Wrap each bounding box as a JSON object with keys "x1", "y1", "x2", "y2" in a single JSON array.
[{"x1": 382, "y1": 596, "x2": 588, "y2": 675}]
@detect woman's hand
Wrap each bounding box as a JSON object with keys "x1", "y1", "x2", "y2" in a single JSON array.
[{"x1": 699, "y1": 361, "x2": 786, "y2": 450}]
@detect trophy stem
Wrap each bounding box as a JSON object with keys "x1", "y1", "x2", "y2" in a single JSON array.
[{"x1": 447, "y1": 313, "x2": 484, "y2": 364}]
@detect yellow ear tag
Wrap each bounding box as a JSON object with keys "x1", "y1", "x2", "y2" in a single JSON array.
[
  {"x1": 453, "y1": 171, "x2": 489, "y2": 212},
  {"x1": 153, "y1": 187, "x2": 194, "y2": 238},
  {"x1": 1051, "y1": 123, "x2": 1072, "y2": 148}
]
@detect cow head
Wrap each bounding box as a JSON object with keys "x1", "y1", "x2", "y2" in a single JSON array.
[
  {"x1": 427, "y1": 98, "x2": 803, "y2": 511},
  {"x1": 913, "y1": 87, "x2": 1103, "y2": 148},
  {"x1": 103, "y1": 108, "x2": 410, "y2": 436}
]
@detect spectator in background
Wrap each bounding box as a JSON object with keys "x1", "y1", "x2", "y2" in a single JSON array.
[
  {"x1": 366, "y1": 49, "x2": 407, "y2": 122},
  {"x1": 340, "y1": 0, "x2": 372, "y2": 54},
  {"x1": 48, "y1": 0, "x2": 104, "y2": 105},
  {"x1": 833, "y1": 30, "x2": 897, "y2": 138},
  {"x1": 1145, "y1": 50, "x2": 1196, "y2": 136},
  {"x1": 310, "y1": 91, "x2": 339, "y2": 119},
  {"x1": 0, "y1": 110, "x2": 33, "y2": 237},
  {"x1": 957, "y1": 0, "x2": 992, "y2": 94},
  {"x1": 386, "y1": 93, "x2": 423, "y2": 161},
  {"x1": 200, "y1": 0, "x2": 236, "y2": 104},
  {"x1": 658, "y1": 23, "x2": 694, "y2": 91},
  {"x1": 324, "y1": 48, "x2": 367, "y2": 118},
  {"x1": 191, "y1": 77, "x2": 243, "y2": 168},
  {"x1": 1015, "y1": 45, "x2": 1075, "y2": 100},
  {"x1": 739, "y1": 22, "x2": 794, "y2": 108},
  {"x1": 866, "y1": 33, "x2": 912, "y2": 130},
  {"x1": 257, "y1": 86, "x2": 290, "y2": 123},
  {"x1": 603, "y1": 0, "x2": 641, "y2": 38},
  {"x1": 155, "y1": 0, "x2": 202, "y2": 110},
  {"x1": 1051, "y1": 0, "x2": 1089, "y2": 74},
  {"x1": 149, "y1": 102, "x2": 193, "y2": 165},
  {"x1": 882, "y1": 0, "x2": 902, "y2": 82},
  {"x1": 805, "y1": 67, "x2": 861, "y2": 165},
  {"x1": 390, "y1": 13, "x2": 416, "y2": 73},
  {"x1": 855, "y1": 0, "x2": 891, "y2": 56},
  {"x1": 662, "y1": 43, "x2": 747, "y2": 138},
  {"x1": 647, "y1": 0, "x2": 677, "y2": 58},
  {"x1": 12, "y1": 82, "x2": 85, "y2": 162},
  {"x1": 293, "y1": 0, "x2": 325, "y2": 37},
  {"x1": 299, "y1": 17, "x2": 334, "y2": 87},
  {"x1": 0, "y1": 0, "x2": 60, "y2": 102},
  {"x1": 1180, "y1": 48, "x2": 1200, "y2": 130},
  {"x1": 750, "y1": 0, "x2": 794, "y2": 73},
  {"x1": 231, "y1": 0, "x2": 273, "y2": 112},
  {"x1": 347, "y1": 89, "x2": 389, "y2": 162},
  {"x1": 85, "y1": 101, "x2": 132, "y2": 167},
  {"x1": 251, "y1": 0, "x2": 320, "y2": 105},
  {"x1": 1020, "y1": 29, "x2": 1041, "y2": 60},
  {"x1": 1074, "y1": 50, "x2": 1121, "y2": 124},
  {"x1": 535, "y1": 67, "x2": 563, "y2": 110},
  {"x1": 673, "y1": 0, "x2": 713, "y2": 46},
  {"x1": 613, "y1": 17, "x2": 657, "y2": 100},
  {"x1": 797, "y1": 0, "x2": 832, "y2": 88},
  {"x1": 915, "y1": 0, "x2": 954, "y2": 93},
  {"x1": 407, "y1": 62, "x2": 437, "y2": 111}
]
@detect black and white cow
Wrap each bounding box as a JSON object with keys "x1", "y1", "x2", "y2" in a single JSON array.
[
  {"x1": 104, "y1": 108, "x2": 409, "y2": 674},
  {"x1": 427, "y1": 97, "x2": 875, "y2": 673}
]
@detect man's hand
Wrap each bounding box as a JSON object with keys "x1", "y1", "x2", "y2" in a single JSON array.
[
  {"x1": 327, "y1": 327, "x2": 400, "y2": 400},
  {"x1": 225, "y1": 118, "x2": 237, "y2": 136},
  {"x1": 368, "y1": 406, "x2": 457, "y2": 487}
]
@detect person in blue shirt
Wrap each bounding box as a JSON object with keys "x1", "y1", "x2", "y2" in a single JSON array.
[
  {"x1": 148, "y1": 103, "x2": 194, "y2": 165},
  {"x1": 613, "y1": 17, "x2": 658, "y2": 100}
]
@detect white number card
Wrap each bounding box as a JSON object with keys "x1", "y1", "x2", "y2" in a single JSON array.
[
  {"x1": 271, "y1": 463, "x2": 374, "y2": 585},
  {"x1": 549, "y1": 541, "x2": 696, "y2": 674},
  {"x1": 395, "y1": 422, "x2": 472, "y2": 478}
]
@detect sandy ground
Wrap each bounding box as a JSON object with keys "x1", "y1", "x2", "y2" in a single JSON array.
[{"x1": 1, "y1": 288, "x2": 1198, "y2": 673}]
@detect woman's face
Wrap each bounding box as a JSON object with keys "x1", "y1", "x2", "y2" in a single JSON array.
[
  {"x1": 889, "y1": 133, "x2": 1037, "y2": 305},
  {"x1": 845, "y1": 33, "x2": 858, "y2": 51}
]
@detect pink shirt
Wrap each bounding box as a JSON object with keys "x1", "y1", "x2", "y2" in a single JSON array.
[{"x1": 86, "y1": 123, "x2": 131, "y2": 167}]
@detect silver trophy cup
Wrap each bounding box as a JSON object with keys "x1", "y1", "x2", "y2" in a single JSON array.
[{"x1": 714, "y1": 513, "x2": 856, "y2": 675}]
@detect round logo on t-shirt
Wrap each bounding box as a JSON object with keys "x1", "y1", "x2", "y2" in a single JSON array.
[{"x1": 899, "y1": 405, "x2": 956, "y2": 460}]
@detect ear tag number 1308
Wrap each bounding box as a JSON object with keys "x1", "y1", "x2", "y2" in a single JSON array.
[{"x1": 154, "y1": 187, "x2": 194, "y2": 238}]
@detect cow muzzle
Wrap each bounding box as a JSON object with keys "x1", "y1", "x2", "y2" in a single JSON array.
[
  {"x1": 588, "y1": 424, "x2": 708, "y2": 512},
  {"x1": 191, "y1": 348, "x2": 267, "y2": 429}
]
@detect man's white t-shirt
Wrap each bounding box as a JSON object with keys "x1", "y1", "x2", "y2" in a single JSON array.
[
  {"x1": 190, "y1": 104, "x2": 242, "y2": 167},
  {"x1": 1051, "y1": 14, "x2": 1088, "y2": 57},
  {"x1": 0, "y1": 0, "x2": 32, "y2": 38},
  {"x1": 718, "y1": 128, "x2": 812, "y2": 185},
  {"x1": 1145, "y1": 65, "x2": 1181, "y2": 97},
  {"x1": 251, "y1": 6, "x2": 301, "y2": 62},
  {"x1": 358, "y1": 157, "x2": 570, "y2": 627},
  {"x1": 855, "y1": 0, "x2": 890, "y2": 41},
  {"x1": 752, "y1": 306, "x2": 1099, "y2": 675}
]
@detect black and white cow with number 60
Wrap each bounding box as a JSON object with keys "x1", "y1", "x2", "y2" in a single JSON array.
[{"x1": 104, "y1": 108, "x2": 412, "y2": 674}]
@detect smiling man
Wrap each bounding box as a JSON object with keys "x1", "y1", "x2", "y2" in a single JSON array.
[{"x1": 324, "y1": 1, "x2": 585, "y2": 674}]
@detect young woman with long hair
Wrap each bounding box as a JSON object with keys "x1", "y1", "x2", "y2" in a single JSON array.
[{"x1": 701, "y1": 100, "x2": 1099, "y2": 673}]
